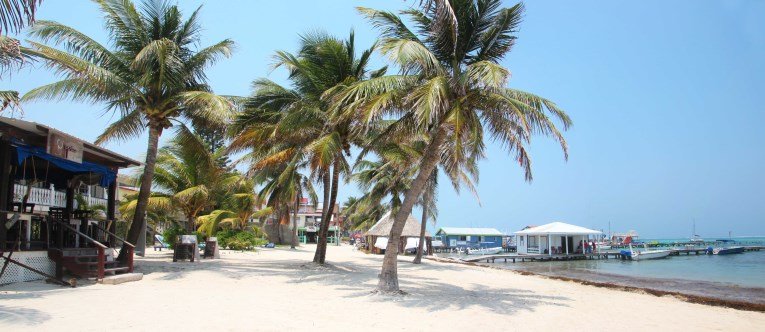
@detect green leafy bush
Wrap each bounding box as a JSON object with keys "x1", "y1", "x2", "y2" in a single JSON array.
[
  {"x1": 162, "y1": 225, "x2": 186, "y2": 249},
  {"x1": 214, "y1": 230, "x2": 265, "y2": 250}
]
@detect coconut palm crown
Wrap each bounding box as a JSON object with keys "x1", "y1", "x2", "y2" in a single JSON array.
[
  {"x1": 230, "y1": 31, "x2": 381, "y2": 263},
  {"x1": 337, "y1": 0, "x2": 572, "y2": 292},
  {"x1": 22, "y1": 0, "x2": 235, "y2": 259}
]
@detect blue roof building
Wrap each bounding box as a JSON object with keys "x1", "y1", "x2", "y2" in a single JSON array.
[{"x1": 434, "y1": 227, "x2": 504, "y2": 248}]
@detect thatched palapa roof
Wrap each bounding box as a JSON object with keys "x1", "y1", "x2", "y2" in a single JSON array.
[{"x1": 364, "y1": 211, "x2": 431, "y2": 238}]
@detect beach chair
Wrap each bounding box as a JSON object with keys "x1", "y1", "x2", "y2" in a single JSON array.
[{"x1": 154, "y1": 234, "x2": 169, "y2": 251}]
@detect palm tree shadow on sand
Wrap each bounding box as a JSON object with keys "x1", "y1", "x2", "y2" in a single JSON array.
[
  {"x1": 135, "y1": 250, "x2": 571, "y2": 315},
  {"x1": 0, "y1": 305, "x2": 51, "y2": 326}
]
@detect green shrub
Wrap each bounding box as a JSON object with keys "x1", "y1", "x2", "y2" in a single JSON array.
[
  {"x1": 162, "y1": 225, "x2": 186, "y2": 249},
  {"x1": 214, "y1": 230, "x2": 265, "y2": 250}
]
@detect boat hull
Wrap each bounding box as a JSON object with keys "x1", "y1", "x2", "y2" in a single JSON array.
[
  {"x1": 621, "y1": 249, "x2": 672, "y2": 261},
  {"x1": 713, "y1": 246, "x2": 745, "y2": 255},
  {"x1": 466, "y1": 247, "x2": 503, "y2": 255}
]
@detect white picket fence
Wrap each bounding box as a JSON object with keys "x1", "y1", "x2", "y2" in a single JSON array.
[{"x1": 13, "y1": 184, "x2": 107, "y2": 209}]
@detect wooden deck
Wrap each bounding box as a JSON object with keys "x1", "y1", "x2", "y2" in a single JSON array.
[{"x1": 461, "y1": 246, "x2": 764, "y2": 263}]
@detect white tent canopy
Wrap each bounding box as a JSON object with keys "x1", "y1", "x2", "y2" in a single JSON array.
[{"x1": 515, "y1": 222, "x2": 602, "y2": 236}]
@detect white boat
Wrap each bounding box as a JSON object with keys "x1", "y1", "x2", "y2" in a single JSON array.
[
  {"x1": 596, "y1": 242, "x2": 611, "y2": 250},
  {"x1": 689, "y1": 221, "x2": 704, "y2": 243},
  {"x1": 466, "y1": 247, "x2": 503, "y2": 255},
  {"x1": 622, "y1": 244, "x2": 672, "y2": 261}
]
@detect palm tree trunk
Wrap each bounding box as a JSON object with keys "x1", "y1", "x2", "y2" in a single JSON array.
[
  {"x1": 276, "y1": 210, "x2": 283, "y2": 244},
  {"x1": 291, "y1": 194, "x2": 300, "y2": 249},
  {"x1": 313, "y1": 163, "x2": 339, "y2": 264},
  {"x1": 186, "y1": 214, "x2": 195, "y2": 234},
  {"x1": 413, "y1": 190, "x2": 430, "y2": 264},
  {"x1": 377, "y1": 127, "x2": 446, "y2": 292},
  {"x1": 119, "y1": 123, "x2": 162, "y2": 262}
]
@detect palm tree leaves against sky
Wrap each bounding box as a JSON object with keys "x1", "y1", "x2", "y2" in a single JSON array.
[
  {"x1": 21, "y1": 0, "x2": 235, "y2": 258},
  {"x1": 334, "y1": 0, "x2": 572, "y2": 292},
  {"x1": 152, "y1": 126, "x2": 243, "y2": 233},
  {"x1": 0, "y1": 0, "x2": 41, "y2": 35},
  {"x1": 0, "y1": 0, "x2": 41, "y2": 114},
  {"x1": 230, "y1": 31, "x2": 380, "y2": 263}
]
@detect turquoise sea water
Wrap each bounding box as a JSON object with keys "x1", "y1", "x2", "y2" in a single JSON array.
[{"x1": 449, "y1": 237, "x2": 765, "y2": 303}]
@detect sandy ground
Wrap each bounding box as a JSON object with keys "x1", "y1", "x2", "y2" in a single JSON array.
[{"x1": 1, "y1": 244, "x2": 764, "y2": 331}]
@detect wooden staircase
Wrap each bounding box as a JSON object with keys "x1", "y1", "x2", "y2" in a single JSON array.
[
  {"x1": 48, "y1": 248, "x2": 131, "y2": 279},
  {"x1": 47, "y1": 219, "x2": 135, "y2": 281}
]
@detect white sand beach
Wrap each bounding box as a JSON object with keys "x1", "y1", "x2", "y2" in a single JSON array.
[{"x1": 1, "y1": 245, "x2": 764, "y2": 331}]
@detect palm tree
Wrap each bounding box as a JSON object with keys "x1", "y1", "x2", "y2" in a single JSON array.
[
  {"x1": 0, "y1": 0, "x2": 42, "y2": 114},
  {"x1": 337, "y1": 0, "x2": 572, "y2": 292},
  {"x1": 0, "y1": 36, "x2": 30, "y2": 114},
  {"x1": 252, "y1": 159, "x2": 317, "y2": 248},
  {"x1": 22, "y1": 0, "x2": 234, "y2": 260},
  {"x1": 0, "y1": 0, "x2": 42, "y2": 35},
  {"x1": 152, "y1": 127, "x2": 236, "y2": 233},
  {"x1": 230, "y1": 31, "x2": 380, "y2": 263},
  {"x1": 118, "y1": 191, "x2": 174, "y2": 239}
]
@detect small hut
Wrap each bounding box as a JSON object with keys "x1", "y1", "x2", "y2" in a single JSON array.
[{"x1": 364, "y1": 211, "x2": 432, "y2": 255}]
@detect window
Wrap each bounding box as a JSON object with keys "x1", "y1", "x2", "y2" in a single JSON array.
[
  {"x1": 458, "y1": 235, "x2": 467, "y2": 241},
  {"x1": 529, "y1": 236, "x2": 538, "y2": 247}
]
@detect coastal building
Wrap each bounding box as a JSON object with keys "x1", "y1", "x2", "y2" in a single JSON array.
[
  {"x1": 434, "y1": 227, "x2": 504, "y2": 249},
  {"x1": 364, "y1": 211, "x2": 432, "y2": 255},
  {"x1": 262, "y1": 198, "x2": 342, "y2": 245},
  {"x1": 514, "y1": 222, "x2": 602, "y2": 255},
  {"x1": 0, "y1": 117, "x2": 141, "y2": 285}
]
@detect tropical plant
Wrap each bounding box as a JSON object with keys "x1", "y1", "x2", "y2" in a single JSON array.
[
  {"x1": 22, "y1": 0, "x2": 235, "y2": 261},
  {"x1": 195, "y1": 193, "x2": 272, "y2": 237},
  {"x1": 335, "y1": 0, "x2": 572, "y2": 292},
  {"x1": 251, "y1": 159, "x2": 317, "y2": 248},
  {"x1": 350, "y1": 137, "x2": 445, "y2": 263},
  {"x1": 0, "y1": 0, "x2": 42, "y2": 34},
  {"x1": 0, "y1": 0, "x2": 42, "y2": 115},
  {"x1": 230, "y1": 31, "x2": 381, "y2": 263},
  {"x1": 152, "y1": 127, "x2": 238, "y2": 233}
]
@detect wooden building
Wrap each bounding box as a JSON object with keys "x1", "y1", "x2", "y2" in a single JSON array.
[
  {"x1": 364, "y1": 211, "x2": 432, "y2": 255},
  {"x1": 434, "y1": 227, "x2": 504, "y2": 249},
  {"x1": 0, "y1": 117, "x2": 141, "y2": 285}
]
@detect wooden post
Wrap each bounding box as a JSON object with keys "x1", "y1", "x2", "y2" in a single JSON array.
[
  {"x1": 106, "y1": 179, "x2": 117, "y2": 247},
  {"x1": 0, "y1": 140, "x2": 11, "y2": 250},
  {"x1": 65, "y1": 185, "x2": 74, "y2": 215}
]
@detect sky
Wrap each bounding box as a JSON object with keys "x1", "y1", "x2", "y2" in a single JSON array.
[{"x1": 4, "y1": 0, "x2": 765, "y2": 238}]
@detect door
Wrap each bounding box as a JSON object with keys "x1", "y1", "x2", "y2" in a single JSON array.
[{"x1": 567, "y1": 236, "x2": 574, "y2": 253}]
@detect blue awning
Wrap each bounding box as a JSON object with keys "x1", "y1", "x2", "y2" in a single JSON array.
[{"x1": 13, "y1": 143, "x2": 116, "y2": 187}]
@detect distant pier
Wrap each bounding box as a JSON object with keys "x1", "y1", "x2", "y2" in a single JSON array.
[{"x1": 460, "y1": 246, "x2": 764, "y2": 263}]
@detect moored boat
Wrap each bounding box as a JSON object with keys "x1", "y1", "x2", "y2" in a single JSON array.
[
  {"x1": 620, "y1": 243, "x2": 672, "y2": 261},
  {"x1": 711, "y1": 240, "x2": 745, "y2": 255},
  {"x1": 466, "y1": 247, "x2": 503, "y2": 255}
]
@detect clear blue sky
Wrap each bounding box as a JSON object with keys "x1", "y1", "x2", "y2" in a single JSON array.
[{"x1": 5, "y1": 1, "x2": 764, "y2": 238}]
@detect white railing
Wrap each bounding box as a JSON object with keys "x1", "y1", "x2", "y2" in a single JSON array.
[
  {"x1": 85, "y1": 195, "x2": 108, "y2": 208},
  {"x1": 13, "y1": 184, "x2": 108, "y2": 209}
]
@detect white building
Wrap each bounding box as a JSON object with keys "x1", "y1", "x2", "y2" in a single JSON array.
[{"x1": 514, "y1": 222, "x2": 602, "y2": 255}]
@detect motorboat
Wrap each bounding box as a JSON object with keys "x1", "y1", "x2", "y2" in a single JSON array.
[
  {"x1": 711, "y1": 240, "x2": 745, "y2": 255},
  {"x1": 620, "y1": 243, "x2": 672, "y2": 261},
  {"x1": 596, "y1": 242, "x2": 611, "y2": 250},
  {"x1": 466, "y1": 247, "x2": 503, "y2": 255}
]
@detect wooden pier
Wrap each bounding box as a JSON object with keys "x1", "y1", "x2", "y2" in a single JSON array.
[{"x1": 461, "y1": 246, "x2": 764, "y2": 263}]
